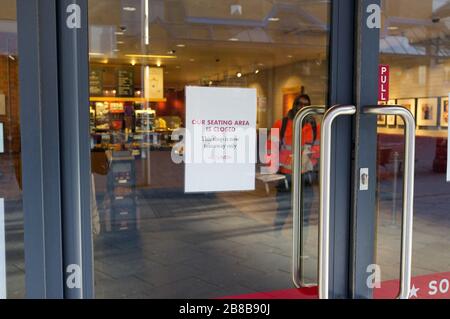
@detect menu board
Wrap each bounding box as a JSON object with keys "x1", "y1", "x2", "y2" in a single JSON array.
[
  {"x1": 89, "y1": 69, "x2": 103, "y2": 96},
  {"x1": 117, "y1": 69, "x2": 134, "y2": 97},
  {"x1": 0, "y1": 123, "x2": 3, "y2": 153}
]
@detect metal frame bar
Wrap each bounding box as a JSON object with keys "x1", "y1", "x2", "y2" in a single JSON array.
[
  {"x1": 326, "y1": 0, "x2": 356, "y2": 298},
  {"x1": 364, "y1": 105, "x2": 416, "y2": 300},
  {"x1": 56, "y1": 0, "x2": 94, "y2": 299},
  {"x1": 16, "y1": 0, "x2": 64, "y2": 298},
  {"x1": 351, "y1": 0, "x2": 381, "y2": 299},
  {"x1": 319, "y1": 104, "x2": 356, "y2": 299},
  {"x1": 292, "y1": 106, "x2": 325, "y2": 288}
]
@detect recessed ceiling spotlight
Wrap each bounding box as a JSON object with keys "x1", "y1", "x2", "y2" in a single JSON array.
[
  {"x1": 388, "y1": 26, "x2": 399, "y2": 31},
  {"x1": 156, "y1": 61, "x2": 162, "y2": 67},
  {"x1": 236, "y1": 72, "x2": 243, "y2": 78},
  {"x1": 268, "y1": 17, "x2": 280, "y2": 22},
  {"x1": 113, "y1": 49, "x2": 120, "y2": 52},
  {"x1": 255, "y1": 69, "x2": 260, "y2": 74},
  {"x1": 287, "y1": 55, "x2": 293, "y2": 58},
  {"x1": 115, "y1": 31, "x2": 124, "y2": 36},
  {"x1": 123, "y1": 7, "x2": 136, "y2": 12},
  {"x1": 117, "y1": 41, "x2": 124, "y2": 44},
  {"x1": 131, "y1": 60, "x2": 136, "y2": 66},
  {"x1": 176, "y1": 44, "x2": 186, "y2": 48},
  {"x1": 167, "y1": 50, "x2": 176, "y2": 54},
  {"x1": 229, "y1": 38, "x2": 239, "y2": 42}
]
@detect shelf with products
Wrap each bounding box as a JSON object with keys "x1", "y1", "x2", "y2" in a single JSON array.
[{"x1": 90, "y1": 97, "x2": 167, "y2": 103}]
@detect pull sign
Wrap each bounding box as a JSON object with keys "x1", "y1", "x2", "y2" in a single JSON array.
[
  {"x1": 378, "y1": 65, "x2": 390, "y2": 102},
  {"x1": 66, "y1": 4, "x2": 81, "y2": 29},
  {"x1": 366, "y1": 4, "x2": 381, "y2": 29}
]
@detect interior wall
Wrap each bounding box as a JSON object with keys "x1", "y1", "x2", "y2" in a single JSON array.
[{"x1": 385, "y1": 56, "x2": 450, "y2": 98}]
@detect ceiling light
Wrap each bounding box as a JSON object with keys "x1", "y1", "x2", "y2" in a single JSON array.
[
  {"x1": 229, "y1": 38, "x2": 239, "y2": 42},
  {"x1": 123, "y1": 6, "x2": 136, "y2": 12},
  {"x1": 388, "y1": 26, "x2": 399, "y2": 31},
  {"x1": 117, "y1": 41, "x2": 124, "y2": 44},
  {"x1": 113, "y1": 49, "x2": 120, "y2": 52},
  {"x1": 236, "y1": 72, "x2": 242, "y2": 78},
  {"x1": 125, "y1": 54, "x2": 177, "y2": 59},
  {"x1": 8, "y1": 55, "x2": 15, "y2": 61},
  {"x1": 167, "y1": 50, "x2": 176, "y2": 54},
  {"x1": 115, "y1": 31, "x2": 124, "y2": 36},
  {"x1": 176, "y1": 44, "x2": 186, "y2": 48},
  {"x1": 189, "y1": 58, "x2": 195, "y2": 62},
  {"x1": 268, "y1": 17, "x2": 280, "y2": 22},
  {"x1": 131, "y1": 60, "x2": 136, "y2": 66},
  {"x1": 89, "y1": 52, "x2": 104, "y2": 56},
  {"x1": 287, "y1": 55, "x2": 293, "y2": 58},
  {"x1": 156, "y1": 61, "x2": 162, "y2": 67},
  {"x1": 255, "y1": 69, "x2": 260, "y2": 74}
]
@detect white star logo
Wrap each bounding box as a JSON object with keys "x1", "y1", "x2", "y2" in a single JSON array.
[{"x1": 409, "y1": 285, "x2": 420, "y2": 298}]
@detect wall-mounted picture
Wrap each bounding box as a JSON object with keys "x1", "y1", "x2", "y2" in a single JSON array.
[
  {"x1": 377, "y1": 101, "x2": 386, "y2": 126},
  {"x1": 377, "y1": 115, "x2": 386, "y2": 126},
  {"x1": 397, "y1": 98, "x2": 416, "y2": 126},
  {"x1": 282, "y1": 87, "x2": 302, "y2": 117},
  {"x1": 417, "y1": 98, "x2": 438, "y2": 127},
  {"x1": 441, "y1": 96, "x2": 449, "y2": 128},
  {"x1": 386, "y1": 99, "x2": 396, "y2": 125}
]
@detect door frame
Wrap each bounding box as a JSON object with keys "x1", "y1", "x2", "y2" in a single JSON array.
[{"x1": 15, "y1": 0, "x2": 383, "y2": 299}]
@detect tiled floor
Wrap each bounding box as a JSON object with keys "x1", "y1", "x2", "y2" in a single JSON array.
[{"x1": 4, "y1": 170, "x2": 450, "y2": 299}]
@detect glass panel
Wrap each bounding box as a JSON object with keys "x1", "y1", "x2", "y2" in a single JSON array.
[
  {"x1": 375, "y1": 0, "x2": 450, "y2": 299},
  {"x1": 0, "y1": 0, "x2": 25, "y2": 299},
  {"x1": 88, "y1": 0, "x2": 330, "y2": 298}
]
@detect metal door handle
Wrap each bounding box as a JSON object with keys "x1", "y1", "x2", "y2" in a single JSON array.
[
  {"x1": 319, "y1": 105, "x2": 356, "y2": 299},
  {"x1": 292, "y1": 106, "x2": 325, "y2": 288},
  {"x1": 364, "y1": 105, "x2": 416, "y2": 299}
]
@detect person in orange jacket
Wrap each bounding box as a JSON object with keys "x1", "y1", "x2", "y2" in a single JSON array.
[{"x1": 271, "y1": 94, "x2": 320, "y2": 235}]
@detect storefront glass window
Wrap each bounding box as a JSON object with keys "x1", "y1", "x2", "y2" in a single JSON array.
[
  {"x1": 88, "y1": 0, "x2": 330, "y2": 298},
  {"x1": 375, "y1": 0, "x2": 450, "y2": 299},
  {"x1": 0, "y1": 0, "x2": 25, "y2": 299}
]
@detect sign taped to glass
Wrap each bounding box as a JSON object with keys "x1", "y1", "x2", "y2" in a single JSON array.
[
  {"x1": 184, "y1": 86, "x2": 257, "y2": 193},
  {"x1": 378, "y1": 64, "x2": 390, "y2": 102}
]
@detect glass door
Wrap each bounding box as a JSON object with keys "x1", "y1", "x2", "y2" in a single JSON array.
[
  {"x1": 0, "y1": 0, "x2": 25, "y2": 299},
  {"x1": 356, "y1": 0, "x2": 450, "y2": 299},
  {"x1": 87, "y1": 0, "x2": 332, "y2": 299}
]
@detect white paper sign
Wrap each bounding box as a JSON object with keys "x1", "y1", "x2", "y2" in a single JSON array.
[
  {"x1": 185, "y1": 86, "x2": 257, "y2": 193},
  {"x1": 0, "y1": 198, "x2": 6, "y2": 299},
  {"x1": 447, "y1": 93, "x2": 450, "y2": 182}
]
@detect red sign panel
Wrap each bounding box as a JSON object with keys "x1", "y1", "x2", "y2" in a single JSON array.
[{"x1": 378, "y1": 64, "x2": 390, "y2": 102}]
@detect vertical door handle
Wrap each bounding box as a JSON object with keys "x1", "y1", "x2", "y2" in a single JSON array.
[
  {"x1": 292, "y1": 106, "x2": 325, "y2": 288},
  {"x1": 319, "y1": 105, "x2": 356, "y2": 299},
  {"x1": 364, "y1": 105, "x2": 416, "y2": 299}
]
